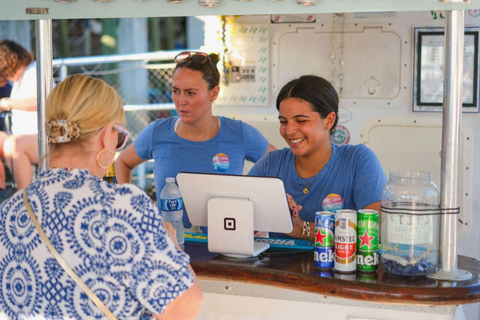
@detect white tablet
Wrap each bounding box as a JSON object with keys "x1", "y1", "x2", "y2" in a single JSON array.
[{"x1": 177, "y1": 172, "x2": 293, "y2": 257}]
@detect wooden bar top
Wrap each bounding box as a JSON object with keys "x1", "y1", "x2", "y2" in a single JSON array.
[{"x1": 186, "y1": 243, "x2": 480, "y2": 305}]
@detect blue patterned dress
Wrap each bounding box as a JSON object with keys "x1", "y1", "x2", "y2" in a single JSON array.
[{"x1": 0, "y1": 168, "x2": 194, "y2": 319}]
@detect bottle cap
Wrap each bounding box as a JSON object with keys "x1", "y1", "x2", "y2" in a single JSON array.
[{"x1": 166, "y1": 177, "x2": 175, "y2": 183}]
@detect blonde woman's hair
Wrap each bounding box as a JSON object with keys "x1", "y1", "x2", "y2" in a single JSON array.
[{"x1": 46, "y1": 74, "x2": 124, "y2": 151}]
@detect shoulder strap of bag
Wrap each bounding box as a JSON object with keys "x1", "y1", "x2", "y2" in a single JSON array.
[{"x1": 23, "y1": 188, "x2": 118, "y2": 320}]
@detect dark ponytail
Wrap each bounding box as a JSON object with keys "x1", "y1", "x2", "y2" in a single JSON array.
[{"x1": 276, "y1": 75, "x2": 339, "y2": 135}]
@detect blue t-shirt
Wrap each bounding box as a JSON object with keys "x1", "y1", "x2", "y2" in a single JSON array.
[
  {"x1": 249, "y1": 144, "x2": 387, "y2": 230},
  {"x1": 134, "y1": 116, "x2": 269, "y2": 227}
]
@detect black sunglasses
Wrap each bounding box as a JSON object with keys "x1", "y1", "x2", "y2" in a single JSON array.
[{"x1": 174, "y1": 51, "x2": 218, "y2": 82}]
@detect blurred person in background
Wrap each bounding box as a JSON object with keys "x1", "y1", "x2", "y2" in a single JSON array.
[
  {"x1": 0, "y1": 74, "x2": 203, "y2": 319},
  {"x1": 0, "y1": 76, "x2": 11, "y2": 190},
  {"x1": 116, "y1": 51, "x2": 275, "y2": 229},
  {"x1": 0, "y1": 39, "x2": 46, "y2": 190}
]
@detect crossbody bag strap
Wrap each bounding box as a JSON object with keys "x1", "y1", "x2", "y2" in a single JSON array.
[{"x1": 23, "y1": 188, "x2": 118, "y2": 320}]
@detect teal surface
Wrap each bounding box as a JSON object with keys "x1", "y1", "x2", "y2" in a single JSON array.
[{"x1": 185, "y1": 232, "x2": 314, "y2": 250}]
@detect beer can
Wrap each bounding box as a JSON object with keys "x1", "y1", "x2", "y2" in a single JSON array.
[
  {"x1": 334, "y1": 271, "x2": 356, "y2": 281},
  {"x1": 357, "y1": 272, "x2": 376, "y2": 283},
  {"x1": 314, "y1": 269, "x2": 334, "y2": 278},
  {"x1": 198, "y1": 0, "x2": 219, "y2": 7},
  {"x1": 334, "y1": 209, "x2": 357, "y2": 273},
  {"x1": 357, "y1": 209, "x2": 379, "y2": 273},
  {"x1": 314, "y1": 211, "x2": 335, "y2": 269}
]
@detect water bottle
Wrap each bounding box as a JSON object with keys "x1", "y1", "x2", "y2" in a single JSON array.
[{"x1": 160, "y1": 177, "x2": 185, "y2": 250}]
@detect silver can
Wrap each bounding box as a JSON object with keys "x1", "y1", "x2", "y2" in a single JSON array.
[{"x1": 334, "y1": 209, "x2": 357, "y2": 273}]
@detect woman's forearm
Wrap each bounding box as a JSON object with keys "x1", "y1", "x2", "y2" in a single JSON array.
[
  {"x1": 115, "y1": 157, "x2": 133, "y2": 183},
  {"x1": 0, "y1": 97, "x2": 37, "y2": 111}
]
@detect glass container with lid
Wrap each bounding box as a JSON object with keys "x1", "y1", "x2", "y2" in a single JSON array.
[{"x1": 381, "y1": 170, "x2": 440, "y2": 277}]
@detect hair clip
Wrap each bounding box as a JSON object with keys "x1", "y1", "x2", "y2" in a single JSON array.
[{"x1": 47, "y1": 119, "x2": 81, "y2": 144}]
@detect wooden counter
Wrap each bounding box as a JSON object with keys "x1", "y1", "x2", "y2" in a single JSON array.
[{"x1": 186, "y1": 242, "x2": 480, "y2": 320}]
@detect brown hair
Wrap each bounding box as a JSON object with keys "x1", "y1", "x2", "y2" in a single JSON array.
[
  {"x1": 174, "y1": 53, "x2": 220, "y2": 90},
  {"x1": 0, "y1": 40, "x2": 33, "y2": 80},
  {"x1": 277, "y1": 75, "x2": 339, "y2": 135}
]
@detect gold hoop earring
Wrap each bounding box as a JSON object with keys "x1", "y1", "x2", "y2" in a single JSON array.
[{"x1": 96, "y1": 149, "x2": 115, "y2": 169}]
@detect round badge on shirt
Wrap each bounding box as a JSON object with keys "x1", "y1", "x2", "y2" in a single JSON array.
[
  {"x1": 322, "y1": 193, "x2": 343, "y2": 212},
  {"x1": 212, "y1": 153, "x2": 230, "y2": 172}
]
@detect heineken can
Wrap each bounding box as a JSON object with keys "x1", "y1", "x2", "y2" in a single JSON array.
[
  {"x1": 314, "y1": 211, "x2": 335, "y2": 269},
  {"x1": 314, "y1": 269, "x2": 334, "y2": 278},
  {"x1": 334, "y1": 209, "x2": 357, "y2": 273},
  {"x1": 357, "y1": 209, "x2": 379, "y2": 273},
  {"x1": 357, "y1": 272, "x2": 377, "y2": 283}
]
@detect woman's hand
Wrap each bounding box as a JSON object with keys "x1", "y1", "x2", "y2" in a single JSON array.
[
  {"x1": 286, "y1": 194, "x2": 304, "y2": 239},
  {"x1": 287, "y1": 212, "x2": 305, "y2": 239},
  {"x1": 0, "y1": 98, "x2": 10, "y2": 111},
  {"x1": 286, "y1": 193, "x2": 302, "y2": 218},
  {"x1": 163, "y1": 219, "x2": 182, "y2": 251}
]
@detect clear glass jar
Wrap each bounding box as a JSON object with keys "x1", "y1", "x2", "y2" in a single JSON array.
[{"x1": 381, "y1": 171, "x2": 440, "y2": 277}]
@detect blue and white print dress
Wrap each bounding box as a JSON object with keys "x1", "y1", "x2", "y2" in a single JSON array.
[{"x1": 0, "y1": 168, "x2": 194, "y2": 319}]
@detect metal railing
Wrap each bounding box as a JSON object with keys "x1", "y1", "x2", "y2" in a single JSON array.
[{"x1": 52, "y1": 49, "x2": 185, "y2": 110}]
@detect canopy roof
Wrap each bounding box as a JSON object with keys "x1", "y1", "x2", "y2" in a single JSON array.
[{"x1": 1, "y1": 0, "x2": 478, "y2": 21}]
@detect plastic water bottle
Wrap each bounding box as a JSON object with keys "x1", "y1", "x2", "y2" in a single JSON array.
[{"x1": 160, "y1": 177, "x2": 185, "y2": 250}]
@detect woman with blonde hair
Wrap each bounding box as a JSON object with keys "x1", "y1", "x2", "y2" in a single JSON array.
[{"x1": 0, "y1": 74, "x2": 202, "y2": 319}]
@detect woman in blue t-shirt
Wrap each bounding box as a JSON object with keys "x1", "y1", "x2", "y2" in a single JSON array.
[
  {"x1": 249, "y1": 75, "x2": 387, "y2": 241},
  {"x1": 116, "y1": 51, "x2": 275, "y2": 227}
]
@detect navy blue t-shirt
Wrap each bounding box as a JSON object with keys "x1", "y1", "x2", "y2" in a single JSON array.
[{"x1": 0, "y1": 83, "x2": 12, "y2": 132}]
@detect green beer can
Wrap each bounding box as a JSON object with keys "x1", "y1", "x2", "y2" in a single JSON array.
[{"x1": 357, "y1": 209, "x2": 379, "y2": 273}]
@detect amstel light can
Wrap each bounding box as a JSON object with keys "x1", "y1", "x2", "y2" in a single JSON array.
[
  {"x1": 334, "y1": 209, "x2": 357, "y2": 273},
  {"x1": 333, "y1": 271, "x2": 356, "y2": 281},
  {"x1": 357, "y1": 209, "x2": 379, "y2": 273},
  {"x1": 314, "y1": 211, "x2": 335, "y2": 269}
]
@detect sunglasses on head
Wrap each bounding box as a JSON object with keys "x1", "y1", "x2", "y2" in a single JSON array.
[
  {"x1": 114, "y1": 125, "x2": 130, "y2": 150},
  {"x1": 174, "y1": 51, "x2": 218, "y2": 81}
]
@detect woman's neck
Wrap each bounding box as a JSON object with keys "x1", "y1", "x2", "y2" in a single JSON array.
[
  {"x1": 295, "y1": 143, "x2": 333, "y2": 178},
  {"x1": 176, "y1": 115, "x2": 219, "y2": 142},
  {"x1": 49, "y1": 151, "x2": 102, "y2": 177}
]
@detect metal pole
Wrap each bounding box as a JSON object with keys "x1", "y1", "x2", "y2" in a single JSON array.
[
  {"x1": 429, "y1": 10, "x2": 471, "y2": 281},
  {"x1": 60, "y1": 65, "x2": 68, "y2": 82},
  {"x1": 35, "y1": 20, "x2": 53, "y2": 172}
]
